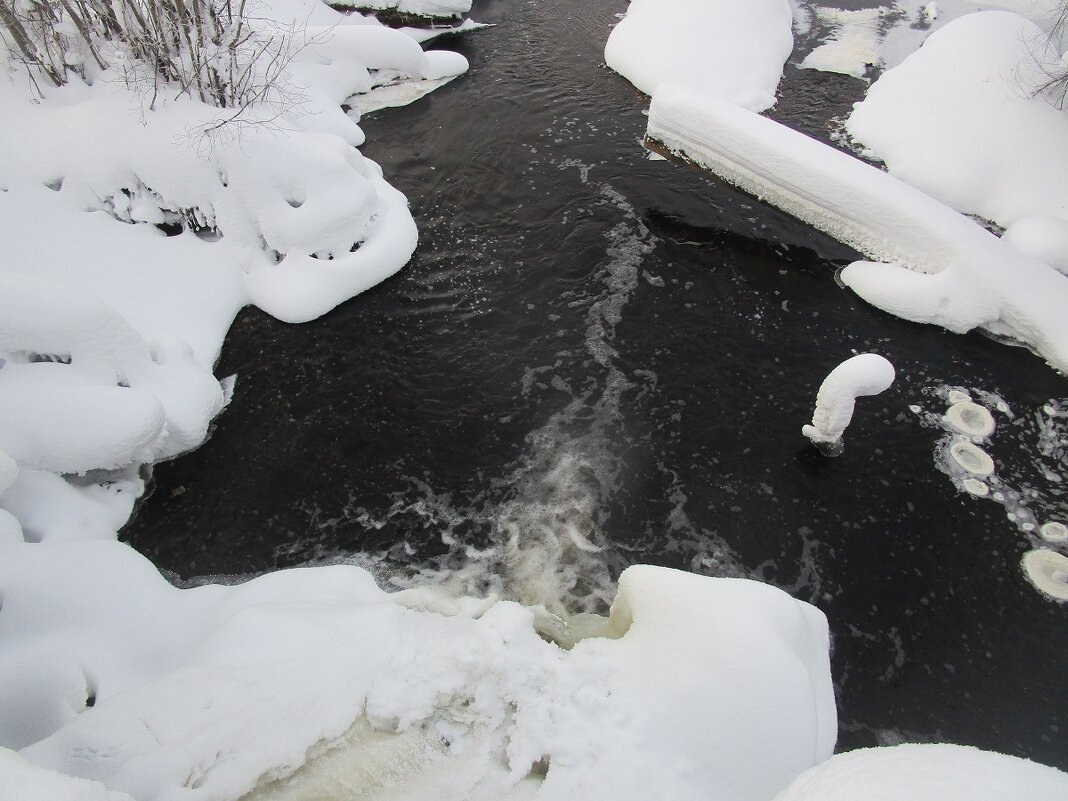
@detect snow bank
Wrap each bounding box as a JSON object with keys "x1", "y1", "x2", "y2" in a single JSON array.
[
  {"x1": 0, "y1": 548, "x2": 834, "y2": 801},
  {"x1": 0, "y1": 748, "x2": 135, "y2": 801},
  {"x1": 0, "y1": 0, "x2": 471, "y2": 544},
  {"x1": 773, "y1": 743, "x2": 1068, "y2": 801},
  {"x1": 0, "y1": 272, "x2": 225, "y2": 465},
  {"x1": 604, "y1": 0, "x2": 793, "y2": 111},
  {"x1": 846, "y1": 12, "x2": 1068, "y2": 243},
  {"x1": 802, "y1": 354, "x2": 895, "y2": 452},
  {"x1": 0, "y1": 13, "x2": 467, "y2": 323},
  {"x1": 646, "y1": 83, "x2": 1068, "y2": 372}
]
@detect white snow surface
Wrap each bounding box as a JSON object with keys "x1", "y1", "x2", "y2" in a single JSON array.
[
  {"x1": 0, "y1": 748, "x2": 135, "y2": 801},
  {"x1": 802, "y1": 354, "x2": 895, "y2": 447},
  {"x1": 646, "y1": 83, "x2": 1068, "y2": 372},
  {"x1": 0, "y1": 548, "x2": 836, "y2": 801},
  {"x1": 799, "y1": 7, "x2": 885, "y2": 79},
  {"x1": 773, "y1": 743, "x2": 1068, "y2": 801},
  {"x1": 0, "y1": 0, "x2": 469, "y2": 544},
  {"x1": 847, "y1": 12, "x2": 1068, "y2": 241},
  {"x1": 603, "y1": 0, "x2": 794, "y2": 111}
]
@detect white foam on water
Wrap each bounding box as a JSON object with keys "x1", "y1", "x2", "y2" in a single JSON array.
[{"x1": 286, "y1": 178, "x2": 658, "y2": 624}]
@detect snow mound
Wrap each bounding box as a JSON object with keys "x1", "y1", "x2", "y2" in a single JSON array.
[
  {"x1": 1002, "y1": 216, "x2": 1068, "y2": 276},
  {"x1": 0, "y1": 14, "x2": 468, "y2": 323},
  {"x1": 0, "y1": 272, "x2": 224, "y2": 470},
  {"x1": 603, "y1": 0, "x2": 793, "y2": 111},
  {"x1": 847, "y1": 12, "x2": 1068, "y2": 238},
  {"x1": 0, "y1": 548, "x2": 834, "y2": 801},
  {"x1": 0, "y1": 748, "x2": 135, "y2": 801},
  {"x1": 773, "y1": 743, "x2": 1068, "y2": 801},
  {"x1": 799, "y1": 7, "x2": 885, "y2": 79},
  {"x1": 802, "y1": 354, "x2": 895, "y2": 452},
  {"x1": 0, "y1": 0, "x2": 471, "y2": 544},
  {"x1": 645, "y1": 83, "x2": 1068, "y2": 372}
]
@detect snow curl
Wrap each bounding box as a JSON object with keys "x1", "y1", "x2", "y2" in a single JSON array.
[{"x1": 802, "y1": 354, "x2": 895, "y2": 454}]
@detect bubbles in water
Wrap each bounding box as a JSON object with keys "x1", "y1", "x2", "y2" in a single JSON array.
[{"x1": 962, "y1": 478, "x2": 989, "y2": 497}]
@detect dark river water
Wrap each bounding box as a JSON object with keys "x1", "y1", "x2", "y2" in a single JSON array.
[{"x1": 126, "y1": 0, "x2": 1068, "y2": 772}]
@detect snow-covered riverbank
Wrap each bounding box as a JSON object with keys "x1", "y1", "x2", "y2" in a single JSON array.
[{"x1": 3, "y1": 0, "x2": 1068, "y2": 797}]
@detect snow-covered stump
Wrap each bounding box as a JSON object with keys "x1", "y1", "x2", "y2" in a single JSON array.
[
  {"x1": 645, "y1": 84, "x2": 1068, "y2": 373},
  {"x1": 802, "y1": 354, "x2": 895, "y2": 456}
]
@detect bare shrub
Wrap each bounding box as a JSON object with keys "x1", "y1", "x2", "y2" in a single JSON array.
[{"x1": 0, "y1": 0, "x2": 306, "y2": 111}]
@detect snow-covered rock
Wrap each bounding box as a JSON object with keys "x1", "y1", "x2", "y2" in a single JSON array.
[
  {"x1": 604, "y1": 0, "x2": 793, "y2": 111},
  {"x1": 802, "y1": 354, "x2": 895, "y2": 452}
]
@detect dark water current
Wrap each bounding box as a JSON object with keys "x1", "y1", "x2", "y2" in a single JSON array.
[{"x1": 126, "y1": 0, "x2": 1068, "y2": 771}]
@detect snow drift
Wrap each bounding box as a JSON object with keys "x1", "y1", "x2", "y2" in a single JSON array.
[{"x1": 0, "y1": 549, "x2": 836, "y2": 801}]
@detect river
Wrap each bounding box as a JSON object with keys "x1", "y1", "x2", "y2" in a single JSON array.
[{"x1": 125, "y1": 0, "x2": 1068, "y2": 770}]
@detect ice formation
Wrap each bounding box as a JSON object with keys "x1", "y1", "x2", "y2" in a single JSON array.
[
  {"x1": 1040, "y1": 521, "x2": 1068, "y2": 542},
  {"x1": 943, "y1": 401, "x2": 995, "y2": 438},
  {"x1": 773, "y1": 743, "x2": 1068, "y2": 801},
  {"x1": 645, "y1": 83, "x2": 1068, "y2": 372},
  {"x1": 800, "y1": 354, "x2": 895, "y2": 453},
  {"x1": 846, "y1": 12, "x2": 1068, "y2": 242},
  {"x1": 947, "y1": 441, "x2": 995, "y2": 477},
  {"x1": 603, "y1": 0, "x2": 793, "y2": 111},
  {"x1": 1021, "y1": 549, "x2": 1068, "y2": 600}
]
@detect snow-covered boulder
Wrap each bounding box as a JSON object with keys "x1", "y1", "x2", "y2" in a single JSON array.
[{"x1": 604, "y1": 0, "x2": 793, "y2": 111}]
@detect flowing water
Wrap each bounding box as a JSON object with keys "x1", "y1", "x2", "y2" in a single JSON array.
[{"x1": 126, "y1": 0, "x2": 1068, "y2": 770}]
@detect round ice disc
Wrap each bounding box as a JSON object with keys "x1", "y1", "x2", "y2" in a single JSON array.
[
  {"x1": 1022, "y1": 549, "x2": 1068, "y2": 600},
  {"x1": 944, "y1": 401, "x2": 995, "y2": 438},
  {"x1": 949, "y1": 441, "x2": 995, "y2": 477}
]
